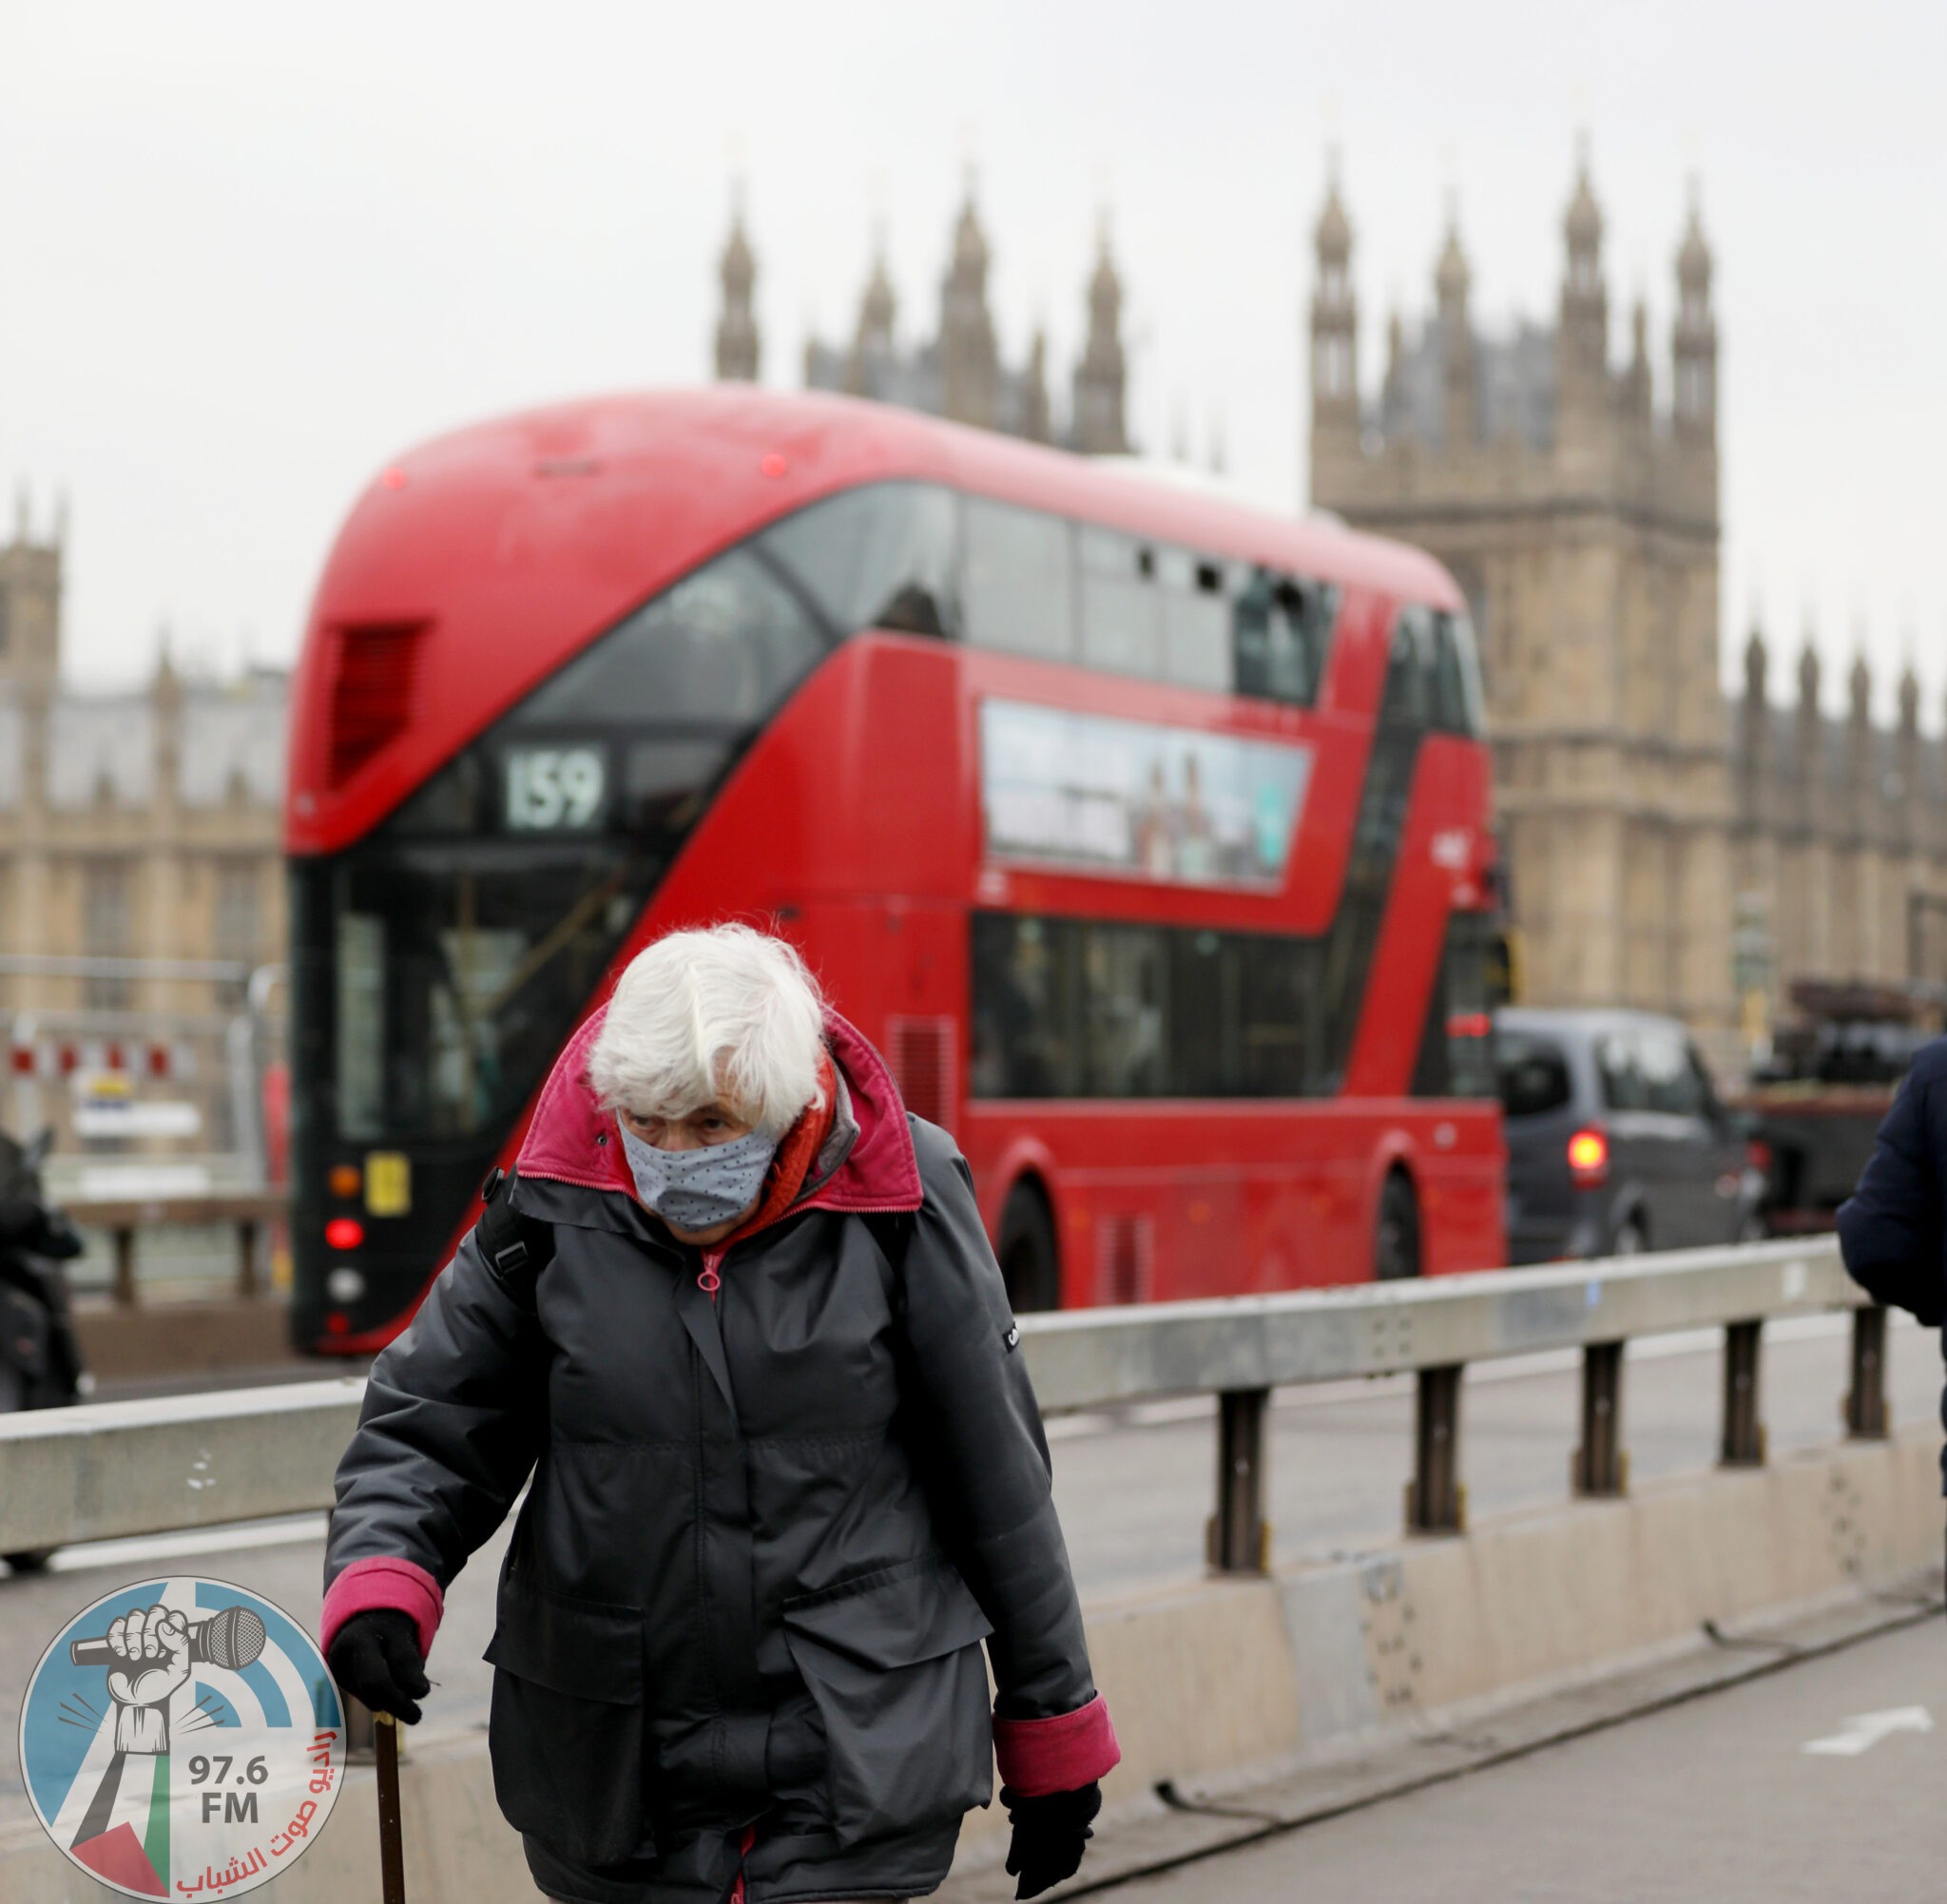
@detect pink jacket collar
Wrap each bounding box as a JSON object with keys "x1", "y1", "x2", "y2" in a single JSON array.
[{"x1": 513, "y1": 1004, "x2": 923, "y2": 1215}]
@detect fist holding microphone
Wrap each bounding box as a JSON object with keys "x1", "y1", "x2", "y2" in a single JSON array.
[{"x1": 71, "y1": 1602, "x2": 267, "y2": 1754}]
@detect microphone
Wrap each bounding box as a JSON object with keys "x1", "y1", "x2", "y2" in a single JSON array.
[{"x1": 69, "y1": 1605, "x2": 267, "y2": 1671}]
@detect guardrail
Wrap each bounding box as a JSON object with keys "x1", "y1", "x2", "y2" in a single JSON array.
[
  {"x1": 0, "y1": 1239, "x2": 1885, "y2": 1569},
  {"x1": 64, "y1": 1190, "x2": 289, "y2": 1303}
]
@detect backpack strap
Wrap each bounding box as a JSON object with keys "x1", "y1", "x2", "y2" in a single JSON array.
[{"x1": 475, "y1": 1166, "x2": 555, "y2": 1309}]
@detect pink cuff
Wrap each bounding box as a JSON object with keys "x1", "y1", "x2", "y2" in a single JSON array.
[
  {"x1": 993, "y1": 1693, "x2": 1122, "y2": 1796},
  {"x1": 319, "y1": 1556, "x2": 445, "y2": 1663}
]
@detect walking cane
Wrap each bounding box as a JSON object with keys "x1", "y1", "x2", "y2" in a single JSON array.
[{"x1": 375, "y1": 1709, "x2": 407, "y2": 1904}]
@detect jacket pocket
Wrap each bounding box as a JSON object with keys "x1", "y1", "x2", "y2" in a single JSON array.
[
  {"x1": 781, "y1": 1555, "x2": 995, "y2": 1847},
  {"x1": 483, "y1": 1576, "x2": 646, "y2": 1866}
]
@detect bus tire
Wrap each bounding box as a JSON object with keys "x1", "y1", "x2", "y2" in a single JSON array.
[
  {"x1": 1374, "y1": 1169, "x2": 1421, "y2": 1281},
  {"x1": 997, "y1": 1181, "x2": 1061, "y2": 1313}
]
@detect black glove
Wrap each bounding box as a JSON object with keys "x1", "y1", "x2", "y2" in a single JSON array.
[
  {"x1": 1002, "y1": 1780, "x2": 1101, "y2": 1900},
  {"x1": 325, "y1": 1608, "x2": 430, "y2": 1724}
]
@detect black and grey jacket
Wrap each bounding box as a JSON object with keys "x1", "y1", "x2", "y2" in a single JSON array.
[{"x1": 320, "y1": 1007, "x2": 1119, "y2": 1903}]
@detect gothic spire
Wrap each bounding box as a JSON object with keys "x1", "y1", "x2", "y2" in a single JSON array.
[
  {"x1": 713, "y1": 184, "x2": 760, "y2": 382},
  {"x1": 1071, "y1": 214, "x2": 1128, "y2": 454},
  {"x1": 1673, "y1": 182, "x2": 1717, "y2": 449},
  {"x1": 939, "y1": 177, "x2": 998, "y2": 429},
  {"x1": 1557, "y1": 141, "x2": 1609, "y2": 404},
  {"x1": 1309, "y1": 154, "x2": 1359, "y2": 446}
]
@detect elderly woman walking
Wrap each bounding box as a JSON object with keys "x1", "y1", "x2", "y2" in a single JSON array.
[{"x1": 320, "y1": 924, "x2": 1118, "y2": 1904}]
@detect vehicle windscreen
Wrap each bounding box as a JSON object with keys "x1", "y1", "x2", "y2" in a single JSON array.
[{"x1": 1496, "y1": 1031, "x2": 1572, "y2": 1119}]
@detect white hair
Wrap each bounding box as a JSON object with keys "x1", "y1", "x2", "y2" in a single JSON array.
[{"x1": 587, "y1": 924, "x2": 827, "y2": 1136}]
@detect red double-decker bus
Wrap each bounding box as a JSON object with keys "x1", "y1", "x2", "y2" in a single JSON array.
[{"x1": 287, "y1": 387, "x2": 1503, "y2": 1354}]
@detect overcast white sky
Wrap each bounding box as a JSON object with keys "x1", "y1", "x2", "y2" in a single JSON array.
[{"x1": 2, "y1": 3, "x2": 1941, "y2": 715}]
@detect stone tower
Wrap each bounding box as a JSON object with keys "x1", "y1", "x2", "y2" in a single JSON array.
[
  {"x1": 1070, "y1": 221, "x2": 1129, "y2": 455},
  {"x1": 1309, "y1": 149, "x2": 1735, "y2": 1048},
  {"x1": 939, "y1": 184, "x2": 1000, "y2": 430},
  {"x1": 1307, "y1": 163, "x2": 1359, "y2": 469},
  {"x1": 784, "y1": 190, "x2": 1135, "y2": 454},
  {"x1": 844, "y1": 234, "x2": 897, "y2": 398},
  {"x1": 0, "y1": 489, "x2": 65, "y2": 691},
  {"x1": 714, "y1": 189, "x2": 760, "y2": 383}
]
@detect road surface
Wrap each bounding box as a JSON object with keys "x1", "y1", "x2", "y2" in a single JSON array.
[{"x1": 1118, "y1": 1613, "x2": 1944, "y2": 1902}]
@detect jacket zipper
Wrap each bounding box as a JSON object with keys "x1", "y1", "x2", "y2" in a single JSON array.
[{"x1": 699, "y1": 1246, "x2": 725, "y2": 1299}]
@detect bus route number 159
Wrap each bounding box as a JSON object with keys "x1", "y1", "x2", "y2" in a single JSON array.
[{"x1": 505, "y1": 746, "x2": 607, "y2": 832}]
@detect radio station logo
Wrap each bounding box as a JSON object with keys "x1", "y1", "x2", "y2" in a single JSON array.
[{"x1": 17, "y1": 1576, "x2": 344, "y2": 1898}]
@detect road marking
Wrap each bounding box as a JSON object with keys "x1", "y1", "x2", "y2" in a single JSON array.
[{"x1": 1802, "y1": 1707, "x2": 1934, "y2": 1757}]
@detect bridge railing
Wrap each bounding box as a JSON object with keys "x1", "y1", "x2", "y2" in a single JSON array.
[
  {"x1": 64, "y1": 1190, "x2": 290, "y2": 1303},
  {"x1": 0, "y1": 1239, "x2": 1882, "y2": 1568}
]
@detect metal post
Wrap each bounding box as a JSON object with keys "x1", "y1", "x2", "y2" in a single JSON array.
[
  {"x1": 112, "y1": 1225, "x2": 137, "y2": 1307},
  {"x1": 1210, "y1": 1387, "x2": 1270, "y2": 1573},
  {"x1": 1408, "y1": 1364, "x2": 1465, "y2": 1532},
  {"x1": 1721, "y1": 1319, "x2": 1765, "y2": 1465},
  {"x1": 1573, "y1": 1340, "x2": 1627, "y2": 1496},
  {"x1": 1845, "y1": 1306, "x2": 1889, "y2": 1440},
  {"x1": 236, "y1": 1219, "x2": 260, "y2": 1298}
]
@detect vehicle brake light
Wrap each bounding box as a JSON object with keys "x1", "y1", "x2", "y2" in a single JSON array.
[
  {"x1": 1568, "y1": 1127, "x2": 1610, "y2": 1189},
  {"x1": 1745, "y1": 1138, "x2": 1773, "y2": 1174},
  {"x1": 325, "y1": 1217, "x2": 365, "y2": 1250}
]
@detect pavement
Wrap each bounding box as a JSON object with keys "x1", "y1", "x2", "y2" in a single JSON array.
[{"x1": 1112, "y1": 1613, "x2": 1944, "y2": 1902}]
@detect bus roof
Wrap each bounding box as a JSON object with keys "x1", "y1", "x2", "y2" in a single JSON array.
[{"x1": 289, "y1": 386, "x2": 1463, "y2": 854}]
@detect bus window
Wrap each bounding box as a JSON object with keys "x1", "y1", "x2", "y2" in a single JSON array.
[
  {"x1": 758, "y1": 482, "x2": 959, "y2": 639},
  {"x1": 974, "y1": 913, "x2": 1326, "y2": 1101},
  {"x1": 964, "y1": 497, "x2": 1076, "y2": 663},
  {"x1": 970, "y1": 913, "x2": 1084, "y2": 1097},
  {"x1": 1234, "y1": 572, "x2": 1332, "y2": 705},
  {"x1": 522, "y1": 547, "x2": 826, "y2": 731},
  {"x1": 1432, "y1": 609, "x2": 1486, "y2": 735},
  {"x1": 1159, "y1": 548, "x2": 1230, "y2": 693},
  {"x1": 1081, "y1": 922, "x2": 1169, "y2": 1095},
  {"x1": 1382, "y1": 606, "x2": 1440, "y2": 728},
  {"x1": 1237, "y1": 933, "x2": 1319, "y2": 1095},
  {"x1": 1412, "y1": 912, "x2": 1496, "y2": 1097},
  {"x1": 1077, "y1": 527, "x2": 1162, "y2": 679},
  {"x1": 1168, "y1": 930, "x2": 1242, "y2": 1094}
]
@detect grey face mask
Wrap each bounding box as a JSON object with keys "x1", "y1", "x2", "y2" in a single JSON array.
[{"x1": 616, "y1": 1119, "x2": 778, "y2": 1231}]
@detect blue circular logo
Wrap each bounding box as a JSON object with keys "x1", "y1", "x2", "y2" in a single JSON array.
[{"x1": 17, "y1": 1575, "x2": 345, "y2": 1898}]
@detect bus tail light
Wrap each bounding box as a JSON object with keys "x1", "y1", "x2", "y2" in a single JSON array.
[
  {"x1": 1567, "y1": 1127, "x2": 1610, "y2": 1189},
  {"x1": 325, "y1": 1217, "x2": 365, "y2": 1250}
]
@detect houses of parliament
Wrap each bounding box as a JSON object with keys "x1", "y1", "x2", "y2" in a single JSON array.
[
  {"x1": 0, "y1": 500, "x2": 284, "y2": 1027},
  {"x1": 712, "y1": 168, "x2": 1947, "y2": 1059}
]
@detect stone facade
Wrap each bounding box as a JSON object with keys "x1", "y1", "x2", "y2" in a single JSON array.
[
  {"x1": 1305, "y1": 152, "x2": 1947, "y2": 1060},
  {"x1": 1733, "y1": 633, "x2": 1947, "y2": 1023},
  {"x1": 0, "y1": 495, "x2": 287, "y2": 1028},
  {"x1": 716, "y1": 185, "x2": 1130, "y2": 455}
]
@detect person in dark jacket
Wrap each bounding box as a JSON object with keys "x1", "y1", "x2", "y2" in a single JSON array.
[
  {"x1": 1835, "y1": 1035, "x2": 1947, "y2": 1492},
  {"x1": 321, "y1": 924, "x2": 1118, "y2": 1904}
]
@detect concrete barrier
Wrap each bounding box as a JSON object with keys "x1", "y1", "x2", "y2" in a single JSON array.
[{"x1": 7, "y1": 1426, "x2": 1937, "y2": 1898}]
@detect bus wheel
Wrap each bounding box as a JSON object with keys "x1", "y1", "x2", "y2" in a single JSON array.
[
  {"x1": 1375, "y1": 1170, "x2": 1421, "y2": 1281},
  {"x1": 998, "y1": 1182, "x2": 1060, "y2": 1313}
]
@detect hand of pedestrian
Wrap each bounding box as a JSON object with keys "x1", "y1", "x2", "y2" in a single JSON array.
[
  {"x1": 1001, "y1": 1780, "x2": 1101, "y2": 1900},
  {"x1": 326, "y1": 1608, "x2": 431, "y2": 1724}
]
